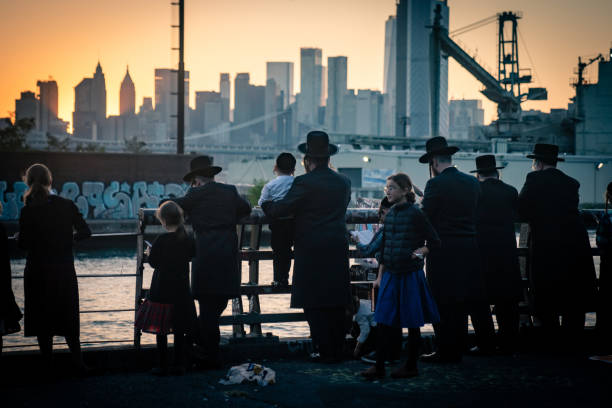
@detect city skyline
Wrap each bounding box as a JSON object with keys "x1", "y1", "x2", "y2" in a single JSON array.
[{"x1": 1, "y1": 0, "x2": 611, "y2": 130}]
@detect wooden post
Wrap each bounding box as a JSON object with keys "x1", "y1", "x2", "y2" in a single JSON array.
[{"x1": 248, "y1": 224, "x2": 263, "y2": 336}]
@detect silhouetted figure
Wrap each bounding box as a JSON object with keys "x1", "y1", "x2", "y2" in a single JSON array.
[
  {"x1": 360, "y1": 173, "x2": 440, "y2": 380},
  {"x1": 262, "y1": 131, "x2": 352, "y2": 363},
  {"x1": 258, "y1": 152, "x2": 296, "y2": 287},
  {"x1": 171, "y1": 156, "x2": 251, "y2": 368},
  {"x1": 419, "y1": 137, "x2": 487, "y2": 363},
  {"x1": 472, "y1": 155, "x2": 522, "y2": 353},
  {"x1": 518, "y1": 144, "x2": 597, "y2": 349},
  {"x1": 18, "y1": 163, "x2": 91, "y2": 373},
  {"x1": 136, "y1": 201, "x2": 197, "y2": 375},
  {"x1": 1, "y1": 202, "x2": 23, "y2": 355},
  {"x1": 595, "y1": 181, "x2": 612, "y2": 350}
]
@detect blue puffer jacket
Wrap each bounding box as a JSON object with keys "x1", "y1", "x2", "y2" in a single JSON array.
[{"x1": 382, "y1": 202, "x2": 440, "y2": 273}]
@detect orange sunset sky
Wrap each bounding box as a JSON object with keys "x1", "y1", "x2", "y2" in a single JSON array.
[{"x1": 1, "y1": 0, "x2": 611, "y2": 130}]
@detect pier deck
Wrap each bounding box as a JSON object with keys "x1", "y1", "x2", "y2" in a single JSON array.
[{"x1": 2, "y1": 336, "x2": 610, "y2": 408}]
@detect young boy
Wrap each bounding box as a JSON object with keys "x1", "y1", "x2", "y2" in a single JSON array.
[{"x1": 258, "y1": 152, "x2": 296, "y2": 286}]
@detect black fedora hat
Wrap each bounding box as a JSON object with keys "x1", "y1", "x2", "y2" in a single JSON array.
[
  {"x1": 470, "y1": 154, "x2": 505, "y2": 173},
  {"x1": 297, "y1": 131, "x2": 338, "y2": 157},
  {"x1": 182, "y1": 155, "x2": 222, "y2": 181},
  {"x1": 526, "y1": 143, "x2": 565, "y2": 162},
  {"x1": 418, "y1": 136, "x2": 460, "y2": 164}
]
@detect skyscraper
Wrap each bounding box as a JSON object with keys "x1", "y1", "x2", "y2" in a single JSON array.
[
  {"x1": 383, "y1": 16, "x2": 396, "y2": 136},
  {"x1": 325, "y1": 56, "x2": 348, "y2": 132},
  {"x1": 298, "y1": 48, "x2": 324, "y2": 126},
  {"x1": 154, "y1": 68, "x2": 190, "y2": 139},
  {"x1": 265, "y1": 62, "x2": 294, "y2": 136},
  {"x1": 36, "y1": 80, "x2": 58, "y2": 134},
  {"x1": 194, "y1": 91, "x2": 223, "y2": 133},
  {"x1": 219, "y1": 73, "x2": 230, "y2": 122},
  {"x1": 396, "y1": 0, "x2": 449, "y2": 138},
  {"x1": 232, "y1": 73, "x2": 265, "y2": 144},
  {"x1": 119, "y1": 67, "x2": 136, "y2": 116},
  {"x1": 73, "y1": 62, "x2": 107, "y2": 139},
  {"x1": 15, "y1": 91, "x2": 38, "y2": 124}
]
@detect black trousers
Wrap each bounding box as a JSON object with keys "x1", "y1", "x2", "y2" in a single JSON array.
[
  {"x1": 197, "y1": 295, "x2": 229, "y2": 361},
  {"x1": 304, "y1": 307, "x2": 346, "y2": 360},
  {"x1": 494, "y1": 300, "x2": 520, "y2": 351},
  {"x1": 434, "y1": 301, "x2": 466, "y2": 361},
  {"x1": 270, "y1": 220, "x2": 295, "y2": 284},
  {"x1": 468, "y1": 301, "x2": 496, "y2": 351}
]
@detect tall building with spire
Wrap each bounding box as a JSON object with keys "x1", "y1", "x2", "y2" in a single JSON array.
[
  {"x1": 119, "y1": 67, "x2": 136, "y2": 116},
  {"x1": 73, "y1": 62, "x2": 108, "y2": 139}
]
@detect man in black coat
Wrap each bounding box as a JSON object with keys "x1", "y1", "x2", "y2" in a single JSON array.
[
  {"x1": 171, "y1": 156, "x2": 251, "y2": 367},
  {"x1": 472, "y1": 155, "x2": 522, "y2": 353},
  {"x1": 419, "y1": 137, "x2": 487, "y2": 363},
  {"x1": 262, "y1": 131, "x2": 352, "y2": 362},
  {"x1": 518, "y1": 144, "x2": 596, "y2": 346}
]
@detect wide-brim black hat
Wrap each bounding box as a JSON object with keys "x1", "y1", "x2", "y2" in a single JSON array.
[
  {"x1": 470, "y1": 154, "x2": 505, "y2": 173},
  {"x1": 182, "y1": 155, "x2": 222, "y2": 181},
  {"x1": 526, "y1": 143, "x2": 565, "y2": 162},
  {"x1": 297, "y1": 130, "x2": 338, "y2": 157},
  {"x1": 418, "y1": 136, "x2": 460, "y2": 163}
]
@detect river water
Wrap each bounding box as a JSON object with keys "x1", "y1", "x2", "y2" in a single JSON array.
[{"x1": 5, "y1": 245, "x2": 598, "y2": 350}]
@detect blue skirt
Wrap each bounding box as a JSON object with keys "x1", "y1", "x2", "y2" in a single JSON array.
[{"x1": 374, "y1": 269, "x2": 440, "y2": 328}]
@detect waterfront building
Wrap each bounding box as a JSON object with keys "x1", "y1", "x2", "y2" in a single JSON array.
[
  {"x1": 575, "y1": 51, "x2": 612, "y2": 155},
  {"x1": 449, "y1": 99, "x2": 484, "y2": 140},
  {"x1": 325, "y1": 56, "x2": 348, "y2": 132},
  {"x1": 154, "y1": 68, "x2": 190, "y2": 140},
  {"x1": 119, "y1": 67, "x2": 136, "y2": 116},
  {"x1": 395, "y1": 0, "x2": 449, "y2": 138}
]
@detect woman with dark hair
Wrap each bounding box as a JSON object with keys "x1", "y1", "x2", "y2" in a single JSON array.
[
  {"x1": 18, "y1": 163, "x2": 91, "y2": 372},
  {"x1": 1, "y1": 201, "x2": 23, "y2": 355}
]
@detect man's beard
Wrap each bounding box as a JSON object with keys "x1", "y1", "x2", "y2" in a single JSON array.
[{"x1": 429, "y1": 164, "x2": 440, "y2": 178}]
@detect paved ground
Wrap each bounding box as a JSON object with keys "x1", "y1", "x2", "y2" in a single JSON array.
[{"x1": 3, "y1": 350, "x2": 611, "y2": 408}]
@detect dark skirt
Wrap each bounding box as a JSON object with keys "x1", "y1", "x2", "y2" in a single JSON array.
[
  {"x1": 24, "y1": 260, "x2": 79, "y2": 337},
  {"x1": 374, "y1": 269, "x2": 440, "y2": 328},
  {"x1": 135, "y1": 300, "x2": 174, "y2": 335}
]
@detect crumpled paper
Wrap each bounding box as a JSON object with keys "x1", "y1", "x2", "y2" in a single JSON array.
[{"x1": 219, "y1": 363, "x2": 276, "y2": 386}]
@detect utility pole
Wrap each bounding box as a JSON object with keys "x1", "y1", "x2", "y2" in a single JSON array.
[{"x1": 175, "y1": 0, "x2": 185, "y2": 154}]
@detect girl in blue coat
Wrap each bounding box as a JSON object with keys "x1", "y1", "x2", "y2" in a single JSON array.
[{"x1": 361, "y1": 173, "x2": 441, "y2": 379}]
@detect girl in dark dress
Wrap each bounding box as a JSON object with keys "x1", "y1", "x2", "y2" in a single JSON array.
[
  {"x1": 18, "y1": 164, "x2": 91, "y2": 371},
  {"x1": 136, "y1": 201, "x2": 197, "y2": 375},
  {"x1": 1, "y1": 201, "x2": 23, "y2": 355}
]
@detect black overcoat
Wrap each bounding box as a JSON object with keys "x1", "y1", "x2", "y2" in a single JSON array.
[
  {"x1": 172, "y1": 182, "x2": 251, "y2": 299},
  {"x1": 517, "y1": 168, "x2": 596, "y2": 313},
  {"x1": 18, "y1": 195, "x2": 91, "y2": 337},
  {"x1": 421, "y1": 167, "x2": 486, "y2": 305},
  {"x1": 475, "y1": 178, "x2": 522, "y2": 302},
  {"x1": 262, "y1": 166, "x2": 352, "y2": 309}
]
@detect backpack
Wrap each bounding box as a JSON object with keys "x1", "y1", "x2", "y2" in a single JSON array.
[{"x1": 596, "y1": 211, "x2": 612, "y2": 251}]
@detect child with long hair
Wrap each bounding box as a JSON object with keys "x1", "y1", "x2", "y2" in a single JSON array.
[
  {"x1": 136, "y1": 201, "x2": 197, "y2": 375},
  {"x1": 360, "y1": 173, "x2": 441, "y2": 379}
]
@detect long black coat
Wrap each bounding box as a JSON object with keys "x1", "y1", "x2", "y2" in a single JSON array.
[
  {"x1": 172, "y1": 182, "x2": 251, "y2": 299},
  {"x1": 518, "y1": 168, "x2": 596, "y2": 313},
  {"x1": 18, "y1": 195, "x2": 91, "y2": 337},
  {"x1": 421, "y1": 167, "x2": 485, "y2": 305},
  {"x1": 262, "y1": 166, "x2": 352, "y2": 309},
  {"x1": 475, "y1": 178, "x2": 521, "y2": 302}
]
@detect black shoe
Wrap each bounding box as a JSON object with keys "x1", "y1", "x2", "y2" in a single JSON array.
[
  {"x1": 361, "y1": 352, "x2": 398, "y2": 366},
  {"x1": 467, "y1": 346, "x2": 496, "y2": 356},
  {"x1": 420, "y1": 352, "x2": 461, "y2": 364}
]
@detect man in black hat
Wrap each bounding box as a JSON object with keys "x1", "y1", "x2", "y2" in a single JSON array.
[
  {"x1": 471, "y1": 155, "x2": 521, "y2": 353},
  {"x1": 261, "y1": 131, "x2": 352, "y2": 363},
  {"x1": 518, "y1": 144, "x2": 596, "y2": 348},
  {"x1": 418, "y1": 136, "x2": 486, "y2": 363},
  {"x1": 170, "y1": 155, "x2": 251, "y2": 368}
]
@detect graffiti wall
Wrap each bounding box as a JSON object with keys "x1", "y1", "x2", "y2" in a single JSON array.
[{"x1": 0, "y1": 181, "x2": 189, "y2": 220}]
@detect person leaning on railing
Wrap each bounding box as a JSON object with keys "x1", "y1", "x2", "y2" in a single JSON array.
[
  {"x1": 595, "y1": 181, "x2": 612, "y2": 350},
  {"x1": 17, "y1": 163, "x2": 91, "y2": 374}
]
